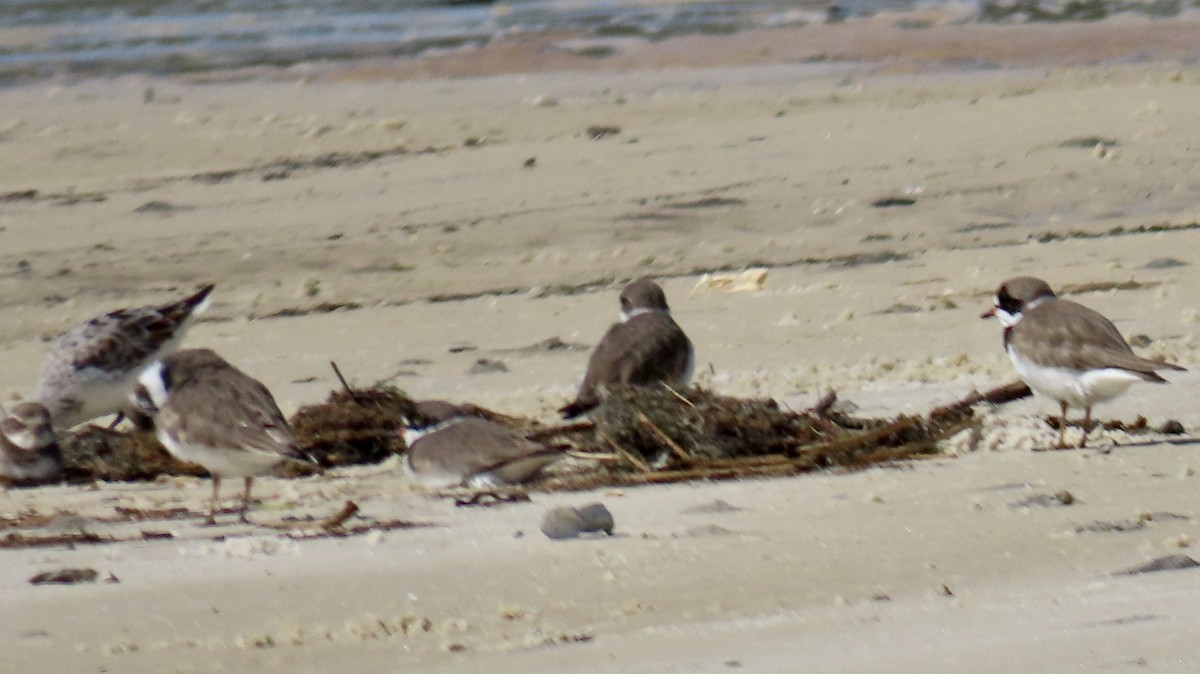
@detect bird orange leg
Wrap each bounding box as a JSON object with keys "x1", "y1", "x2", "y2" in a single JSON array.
[
  {"x1": 1078, "y1": 406, "x2": 1092, "y2": 449},
  {"x1": 1056, "y1": 400, "x2": 1069, "y2": 449},
  {"x1": 205, "y1": 476, "x2": 221, "y2": 525},
  {"x1": 239, "y1": 477, "x2": 254, "y2": 524}
]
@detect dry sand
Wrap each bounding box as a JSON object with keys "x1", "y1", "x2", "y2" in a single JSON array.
[{"x1": 4, "y1": 15, "x2": 1200, "y2": 672}]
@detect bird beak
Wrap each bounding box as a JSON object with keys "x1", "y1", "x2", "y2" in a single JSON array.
[{"x1": 980, "y1": 307, "x2": 996, "y2": 319}]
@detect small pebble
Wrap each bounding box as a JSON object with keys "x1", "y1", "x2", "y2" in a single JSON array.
[
  {"x1": 466, "y1": 358, "x2": 508, "y2": 375},
  {"x1": 1115, "y1": 554, "x2": 1200, "y2": 576},
  {"x1": 29, "y1": 568, "x2": 98, "y2": 585},
  {"x1": 1144, "y1": 257, "x2": 1188, "y2": 269},
  {"x1": 576, "y1": 503, "x2": 615, "y2": 535},
  {"x1": 541, "y1": 503, "x2": 615, "y2": 540},
  {"x1": 541, "y1": 508, "x2": 587, "y2": 540},
  {"x1": 1160, "y1": 420, "x2": 1185, "y2": 435}
]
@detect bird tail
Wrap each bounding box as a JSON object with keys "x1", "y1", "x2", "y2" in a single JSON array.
[
  {"x1": 558, "y1": 400, "x2": 596, "y2": 420},
  {"x1": 161, "y1": 283, "x2": 215, "y2": 320}
]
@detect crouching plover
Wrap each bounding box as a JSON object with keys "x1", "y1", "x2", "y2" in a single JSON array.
[
  {"x1": 559, "y1": 279, "x2": 693, "y2": 419},
  {"x1": 35, "y1": 284, "x2": 215, "y2": 430},
  {"x1": 982, "y1": 277, "x2": 1185, "y2": 448},
  {"x1": 0, "y1": 402, "x2": 62, "y2": 485},
  {"x1": 404, "y1": 401, "x2": 563, "y2": 489},
  {"x1": 132, "y1": 348, "x2": 313, "y2": 523}
]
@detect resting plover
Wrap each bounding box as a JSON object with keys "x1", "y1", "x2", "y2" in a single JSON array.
[
  {"x1": 0, "y1": 402, "x2": 62, "y2": 485},
  {"x1": 404, "y1": 401, "x2": 563, "y2": 489},
  {"x1": 982, "y1": 276, "x2": 1185, "y2": 448},
  {"x1": 559, "y1": 279, "x2": 694, "y2": 419},
  {"x1": 35, "y1": 284, "x2": 215, "y2": 430},
  {"x1": 132, "y1": 348, "x2": 312, "y2": 523}
]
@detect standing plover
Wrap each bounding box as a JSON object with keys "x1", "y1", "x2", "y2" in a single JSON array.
[
  {"x1": 0, "y1": 402, "x2": 62, "y2": 485},
  {"x1": 559, "y1": 279, "x2": 693, "y2": 418},
  {"x1": 35, "y1": 284, "x2": 214, "y2": 430},
  {"x1": 982, "y1": 277, "x2": 1185, "y2": 448},
  {"x1": 404, "y1": 401, "x2": 563, "y2": 489},
  {"x1": 132, "y1": 348, "x2": 312, "y2": 523}
]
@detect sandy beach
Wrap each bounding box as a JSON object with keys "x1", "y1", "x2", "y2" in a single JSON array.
[{"x1": 4, "y1": 13, "x2": 1200, "y2": 672}]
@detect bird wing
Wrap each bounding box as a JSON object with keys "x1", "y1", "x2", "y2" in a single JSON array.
[
  {"x1": 409, "y1": 418, "x2": 558, "y2": 485},
  {"x1": 160, "y1": 367, "x2": 307, "y2": 462},
  {"x1": 1012, "y1": 300, "x2": 1184, "y2": 378},
  {"x1": 48, "y1": 285, "x2": 213, "y2": 375}
]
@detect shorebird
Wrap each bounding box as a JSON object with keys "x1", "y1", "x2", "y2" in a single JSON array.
[
  {"x1": 559, "y1": 279, "x2": 693, "y2": 418},
  {"x1": 982, "y1": 276, "x2": 1185, "y2": 448},
  {"x1": 0, "y1": 402, "x2": 62, "y2": 485},
  {"x1": 132, "y1": 348, "x2": 313, "y2": 523},
  {"x1": 35, "y1": 284, "x2": 214, "y2": 430},
  {"x1": 404, "y1": 401, "x2": 563, "y2": 489}
]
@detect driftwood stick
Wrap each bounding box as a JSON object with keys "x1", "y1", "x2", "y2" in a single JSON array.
[
  {"x1": 802, "y1": 416, "x2": 920, "y2": 461},
  {"x1": 928, "y1": 380, "x2": 1032, "y2": 422},
  {"x1": 637, "y1": 411, "x2": 691, "y2": 463},
  {"x1": 689, "y1": 454, "x2": 792, "y2": 470},
  {"x1": 320, "y1": 500, "x2": 359, "y2": 530},
  {"x1": 256, "y1": 500, "x2": 360, "y2": 531}
]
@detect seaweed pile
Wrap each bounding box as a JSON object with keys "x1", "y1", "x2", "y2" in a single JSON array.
[
  {"x1": 48, "y1": 378, "x2": 1146, "y2": 491},
  {"x1": 534, "y1": 381, "x2": 1033, "y2": 491},
  {"x1": 61, "y1": 427, "x2": 205, "y2": 482},
  {"x1": 289, "y1": 386, "x2": 419, "y2": 468}
]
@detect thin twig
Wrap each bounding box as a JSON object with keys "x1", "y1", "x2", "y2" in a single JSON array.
[
  {"x1": 661, "y1": 383, "x2": 695, "y2": 408},
  {"x1": 601, "y1": 431, "x2": 652, "y2": 473},
  {"x1": 330, "y1": 361, "x2": 365, "y2": 406},
  {"x1": 637, "y1": 411, "x2": 691, "y2": 463},
  {"x1": 564, "y1": 450, "x2": 620, "y2": 462},
  {"x1": 525, "y1": 420, "x2": 596, "y2": 442}
]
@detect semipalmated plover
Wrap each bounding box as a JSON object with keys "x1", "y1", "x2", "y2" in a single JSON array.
[
  {"x1": 982, "y1": 276, "x2": 1185, "y2": 448},
  {"x1": 559, "y1": 279, "x2": 694, "y2": 418},
  {"x1": 0, "y1": 402, "x2": 62, "y2": 485},
  {"x1": 404, "y1": 401, "x2": 562, "y2": 489},
  {"x1": 132, "y1": 348, "x2": 312, "y2": 523},
  {"x1": 35, "y1": 284, "x2": 215, "y2": 430}
]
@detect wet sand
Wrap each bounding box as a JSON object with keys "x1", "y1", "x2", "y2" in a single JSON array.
[{"x1": 3, "y1": 16, "x2": 1200, "y2": 673}]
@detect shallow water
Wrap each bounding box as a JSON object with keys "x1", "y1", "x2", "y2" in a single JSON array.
[
  {"x1": 0, "y1": 0, "x2": 1192, "y2": 83},
  {"x1": 0, "y1": 0, "x2": 914, "y2": 82}
]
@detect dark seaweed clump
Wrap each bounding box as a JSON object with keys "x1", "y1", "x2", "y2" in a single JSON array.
[
  {"x1": 289, "y1": 386, "x2": 421, "y2": 467},
  {"x1": 536, "y1": 383, "x2": 979, "y2": 491},
  {"x1": 61, "y1": 428, "x2": 205, "y2": 482}
]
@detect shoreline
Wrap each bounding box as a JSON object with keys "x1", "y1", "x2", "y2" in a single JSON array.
[
  {"x1": 5, "y1": 11, "x2": 1200, "y2": 88},
  {"x1": 183, "y1": 13, "x2": 1200, "y2": 85}
]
